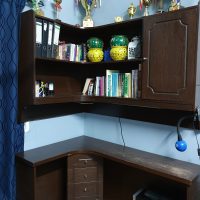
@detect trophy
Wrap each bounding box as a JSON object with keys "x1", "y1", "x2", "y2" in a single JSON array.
[
  {"x1": 80, "y1": 0, "x2": 97, "y2": 27},
  {"x1": 143, "y1": 0, "x2": 152, "y2": 16},
  {"x1": 54, "y1": 0, "x2": 62, "y2": 20},
  {"x1": 75, "y1": 0, "x2": 101, "y2": 27},
  {"x1": 169, "y1": 0, "x2": 181, "y2": 11},
  {"x1": 128, "y1": 3, "x2": 136, "y2": 19},
  {"x1": 28, "y1": 0, "x2": 44, "y2": 16}
]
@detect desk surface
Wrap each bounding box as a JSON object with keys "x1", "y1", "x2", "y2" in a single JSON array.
[{"x1": 16, "y1": 136, "x2": 200, "y2": 186}]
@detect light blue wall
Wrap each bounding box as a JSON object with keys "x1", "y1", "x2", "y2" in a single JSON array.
[
  {"x1": 24, "y1": 0, "x2": 200, "y2": 165},
  {"x1": 84, "y1": 114, "x2": 200, "y2": 165},
  {"x1": 24, "y1": 114, "x2": 84, "y2": 150}
]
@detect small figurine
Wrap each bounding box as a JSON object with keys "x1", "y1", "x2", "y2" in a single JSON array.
[
  {"x1": 54, "y1": 0, "x2": 62, "y2": 20},
  {"x1": 169, "y1": 0, "x2": 180, "y2": 11},
  {"x1": 27, "y1": 0, "x2": 44, "y2": 16},
  {"x1": 128, "y1": 3, "x2": 136, "y2": 19},
  {"x1": 115, "y1": 16, "x2": 123, "y2": 23}
]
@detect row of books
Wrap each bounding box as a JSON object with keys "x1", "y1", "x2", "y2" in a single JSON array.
[
  {"x1": 58, "y1": 43, "x2": 87, "y2": 62},
  {"x1": 35, "y1": 18, "x2": 60, "y2": 58},
  {"x1": 82, "y1": 69, "x2": 139, "y2": 98}
]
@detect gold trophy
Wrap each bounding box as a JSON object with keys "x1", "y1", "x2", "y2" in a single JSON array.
[
  {"x1": 81, "y1": 0, "x2": 96, "y2": 27},
  {"x1": 143, "y1": 0, "x2": 152, "y2": 16},
  {"x1": 128, "y1": 3, "x2": 136, "y2": 19},
  {"x1": 169, "y1": 0, "x2": 180, "y2": 11}
]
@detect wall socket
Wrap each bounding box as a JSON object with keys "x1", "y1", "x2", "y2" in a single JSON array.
[{"x1": 24, "y1": 122, "x2": 30, "y2": 133}]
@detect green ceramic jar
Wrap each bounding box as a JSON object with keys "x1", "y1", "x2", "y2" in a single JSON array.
[
  {"x1": 87, "y1": 37, "x2": 104, "y2": 49},
  {"x1": 110, "y1": 35, "x2": 129, "y2": 47}
]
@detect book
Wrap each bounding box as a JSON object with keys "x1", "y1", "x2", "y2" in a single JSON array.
[
  {"x1": 41, "y1": 20, "x2": 48, "y2": 58},
  {"x1": 95, "y1": 76, "x2": 101, "y2": 96},
  {"x1": 47, "y1": 21, "x2": 54, "y2": 58},
  {"x1": 87, "y1": 81, "x2": 94, "y2": 96},
  {"x1": 112, "y1": 72, "x2": 119, "y2": 97},
  {"x1": 52, "y1": 23, "x2": 61, "y2": 58},
  {"x1": 82, "y1": 78, "x2": 93, "y2": 95},
  {"x1": 100, "y1": 76, "x2": 105, "y2": 96},
  {"x1": 35, "y1": 18, "x2": 43, "y2": 57},
  {"x1": 124, "y1": 73, "x2": 131, "y2": 98},
  {"x1": 132, "y1": 69, "x2": 139, "y2": 98},
  {"x1": 106, "y1": 69, "x2": 119, "y2": 97}
]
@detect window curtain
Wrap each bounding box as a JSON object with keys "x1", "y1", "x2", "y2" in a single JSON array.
[{"x1": 0, "y1": 0, "x2": 25, "y2": 199}]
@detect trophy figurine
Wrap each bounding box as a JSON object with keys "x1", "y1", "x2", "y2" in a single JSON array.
[
  {"x1": 128, "y1": 3, "x2": 136, "y2": 19},
  {"x1": 54, "y1": 0, "x2": 62, "y2": 20},
  {"x1": 169, "y1": 0, "x2": 181, "y2": 11},
  {"x1": 28, "y1": 0, "x2": 44, "y2": 16},
  {"x1": 143, "y1": 0, "x2": 152, "y2": 16},
  {"x1": 81, "y1": 0, "x2": 96, "y2": 27},
  {"x1": 75, "y1": 0, "x2": 101, "y2": 27}
]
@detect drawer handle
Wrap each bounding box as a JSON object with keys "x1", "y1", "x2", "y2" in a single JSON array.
[
  {"x1": 84, "y1": 174, "x2": 88, "y2": 179},
  {"x1": 79, "y1": 158, "x2": 93, "y2": 162},
  {"x1": 84, "y1": 187, "x2": 87, "y2": 192}
]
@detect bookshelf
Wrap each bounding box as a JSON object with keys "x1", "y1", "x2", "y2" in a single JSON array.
[{"x1": 19, "y1": 5, "x2": 200, "y2": 122}]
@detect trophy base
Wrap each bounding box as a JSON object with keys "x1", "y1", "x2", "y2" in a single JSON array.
[{"x1": 82, "y1": 15, "x2": 94, "y2": 28}]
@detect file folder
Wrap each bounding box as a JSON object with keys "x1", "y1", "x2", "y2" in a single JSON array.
[
  {"x1": 41, "y1": 20, "x2": 48, "y2": 58},
  {"x1": 52, "y1": 23, "x2": 61, "y2": 58},
  {"x1": 35, "y1": 18, "x2": 43, "y2": 57},
  {"x1": 47, "y1": 22, "x2": 53, "y2": 58}
]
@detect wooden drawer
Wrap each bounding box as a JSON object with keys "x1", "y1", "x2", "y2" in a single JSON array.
[
  {"x1": 68, "y1": 167, "x2": 98, "y2": 183},
  {"x1": 68, "y1": 182, "x2": 102, "y2": 197},
  {"x1": 68, "y1": 154, "x2": 100, "y2": 168}
]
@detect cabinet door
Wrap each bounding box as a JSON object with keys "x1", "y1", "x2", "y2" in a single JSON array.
[{"x1": 142, "y1": 7, "x2": 198, "y2": 105}]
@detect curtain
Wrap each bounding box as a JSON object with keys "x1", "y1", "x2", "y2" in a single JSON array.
[{"x1": 0, "y1": 0, "x2": 25, "y2": 199}]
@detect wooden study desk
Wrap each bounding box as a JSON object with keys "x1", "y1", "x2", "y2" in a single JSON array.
[{"x1": 16, "y1": 136, "x2": 200, "y2": 200}]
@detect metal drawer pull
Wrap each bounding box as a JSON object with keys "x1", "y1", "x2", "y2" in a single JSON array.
[
  {"x1": 84, "y1": 174, "x2": 88, "y2": 179},
  {"x1": 79, "y1": 158, "x2": 93, "y2": 161},
  {"x1": 79, "y1": 158, "x2": 93, "y2": 164},
  {"x1": 84, "y1": 187, "x2": 87, "y2": 192}
]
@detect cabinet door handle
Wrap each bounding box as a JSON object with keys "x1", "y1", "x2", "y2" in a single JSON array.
[{"x1": 84, "y1": 187, "x2": 87, "y2": 192}]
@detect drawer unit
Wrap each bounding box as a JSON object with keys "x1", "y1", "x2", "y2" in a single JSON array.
[{"x1": 67, "y1": 153, "x2": 103, "y2": 200}]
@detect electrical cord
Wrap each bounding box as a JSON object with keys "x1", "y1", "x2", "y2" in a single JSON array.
[
  {"x1": 118, "y1": 117, "x2": 126, "y2": 151},
  {"x1": 193, "y1": 110, "x2": 200, "y2": 159},
  {"x1": 193, "y1": 123, "x2": 200, "y2": 159}
]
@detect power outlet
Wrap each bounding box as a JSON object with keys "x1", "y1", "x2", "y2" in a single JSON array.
[{"x1": 24, "y1": 122, "x2": 30, "y2": 133}]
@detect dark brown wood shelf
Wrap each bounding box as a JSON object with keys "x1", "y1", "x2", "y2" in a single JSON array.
[
  {"x1": 33, "y1": 94, "x2": 80, "y2": 105},
  {"x1": 36, "y1": 57, "x2": 144, "y2": 65},
  {"x1": 19, "y1": 5, "x2": 200, "y2": 122},
  {"x1": 81, "y1": 95, "x2": 195, "y2": 111},
  {"x1": 16, "y1": 136, "x2": 200, "y2": 200}
]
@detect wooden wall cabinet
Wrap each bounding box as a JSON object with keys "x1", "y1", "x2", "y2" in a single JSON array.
[
  {"x1": 142, "y1": 7, "x2": 199, "y2": 108},
  {"x1": 19, "y1": 5, "x2": 200, "y2": 122}
]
